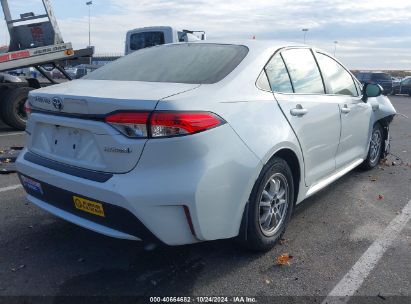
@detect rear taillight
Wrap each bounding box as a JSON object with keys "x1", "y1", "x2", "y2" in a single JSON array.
[
  {"x1": 24, "y1": 101, "x2": 31, "y2": 116},
  {"x1": 104, "y1": 111, "x2": 225, "y2": 139},
  {"x1": 105, "y1": 112, "x2": 150, "y2": 138},
  {"x1": 150, "y1": 112, "x2": 224, "y2": 138}
]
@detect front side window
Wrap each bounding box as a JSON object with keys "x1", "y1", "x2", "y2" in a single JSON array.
[
  {"x1": 178, "y1": 31, "x2": 188, "y2": 42},
  {"x1": 264, "y1": 54, "x2": 293, "y2": 93},
  {"x1": 130, "y1": 32, "x2": 165, "y2": 51},
  {"x1": 281, "y1": 49, "x2": 325, "y2": 94},
  {"x1": 316, "y1": 53, "x2": 358, "y2": 96}
]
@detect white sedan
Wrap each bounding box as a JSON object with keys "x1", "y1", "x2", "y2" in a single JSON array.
[{"x1": 17, "y1": 40, "x2": 396, "y2": 250}]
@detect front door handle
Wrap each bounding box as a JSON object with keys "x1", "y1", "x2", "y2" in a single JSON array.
[
  {"x1": 341, "y1": 105, "x2": 351, "y2": 114},
  {"x1": 290, "y1": 104, "x2": 308, "y2": 117}
]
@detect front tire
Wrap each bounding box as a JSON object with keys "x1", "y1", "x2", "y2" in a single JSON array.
[
  {"x1": 360, "y1": 123, "x2": 384, "y2": 170},
  {"x1": 243, "y1": 157, "x2": 294, "y2": 251}
]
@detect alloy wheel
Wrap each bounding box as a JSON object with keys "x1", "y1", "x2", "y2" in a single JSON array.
[
  {"x1": 258, "y1": 173, "x2": 289, "y2": 237},
  {"x1": 369, "y1": 128, "x2": 382, "y2": 164}
]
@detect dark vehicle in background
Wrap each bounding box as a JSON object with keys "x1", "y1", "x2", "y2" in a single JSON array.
[
  {"x1": 354, "y1": 72, "x2": 393, "y2": 95},
  {"x1": 392, "y1": 77, "x2": 411, "y2": 96}
]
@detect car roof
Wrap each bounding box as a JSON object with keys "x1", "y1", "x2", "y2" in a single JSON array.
[{"x1": 192, "y1": 39, "x2": 306, "y2": 52}]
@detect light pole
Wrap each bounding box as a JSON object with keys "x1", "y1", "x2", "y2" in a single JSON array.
[
  {"x1": 334, "y1": 41, "x2": 338, "y2": 57},
  {"x1": 86, "y1": 1, "x2": 92, "y2": 47},
  {"x1": 302, "y1": 28, "x2": 309, "y2": 44}
]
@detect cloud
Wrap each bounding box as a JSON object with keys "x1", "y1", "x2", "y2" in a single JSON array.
[{"x1": 2, "y1": 0, "x2": 411, "y2": 69}]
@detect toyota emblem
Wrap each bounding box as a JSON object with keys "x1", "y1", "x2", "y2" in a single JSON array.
[{"x1": 52, "y1": 97, "x2": 63, "y2": 111}]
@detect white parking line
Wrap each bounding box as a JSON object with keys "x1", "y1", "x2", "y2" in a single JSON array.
[
  {"x1": 0, "y1": 184, "x2": 22, "y2": 193},
  {"x1": 0, "y1": 132, "x2": 24, "y2": 137},
  {"x1": 322, "y1": 200, "x2": 411, "y2": 304}
]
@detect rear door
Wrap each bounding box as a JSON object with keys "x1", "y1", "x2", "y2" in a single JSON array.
[
  {"x1": 315, "y1": 52, "x2": 372, "y2": 169},
  {"x1": 267, "y1": 48, "x2": 341, "y2": 186}
]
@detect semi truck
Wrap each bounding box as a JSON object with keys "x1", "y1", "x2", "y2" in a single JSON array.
[{"x1": 0, "y1": 0, "x2": 93, "y2": 130}]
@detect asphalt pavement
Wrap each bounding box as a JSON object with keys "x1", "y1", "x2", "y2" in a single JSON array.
[{"x1": 0, "y1": 96, "x2": 410, "y2": 303}]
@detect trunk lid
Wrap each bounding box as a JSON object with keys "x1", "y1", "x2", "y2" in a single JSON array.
[{"x1": 27, "y1": 80, "x2": 199, "y2": 174}]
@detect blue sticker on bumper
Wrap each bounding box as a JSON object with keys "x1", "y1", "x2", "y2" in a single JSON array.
[{"x1": 20, "y1": 175, "x2": 43, "y2": 195}]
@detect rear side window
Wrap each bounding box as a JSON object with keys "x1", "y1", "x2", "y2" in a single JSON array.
[
  {"x1": 130, "y1": 32, "x2": 165, "y2": 51},
  {"x1": 86, "y1": 44, "x2": 249, "y2": 84},
  {"x1": 281, "y1": 49, "x2": 325, "y2": 94},
  {"x1": 265, "y1": 55, "x2": 293, "y2": 93},
  {"x1": 316, "y1": 53, "x2": 358, "y2": 96}
]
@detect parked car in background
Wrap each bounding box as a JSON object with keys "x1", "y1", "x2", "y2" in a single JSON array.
[
  {"x1": 392, "y1": 77, "x2": 411, "y2": 96},
  {"x1": 392, "y1": 77, "x2": 401, "y2": 87},
  {"x1": 7, "y1": 69, "x2": 26, "y2": 76},
  {"x1": 66, "y1": 64, "x2": 102, "y2": 79},
  {"x1": 17, "y1": 41, "x2": 396, "y2": 251},
  {"x1": 354, "y1": 72, "x2": 393, "y2": 95}
]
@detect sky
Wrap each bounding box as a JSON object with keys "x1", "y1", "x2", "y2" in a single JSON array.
[{"x1": 1, "y1": 0, "x2": 411, "y2": 69}]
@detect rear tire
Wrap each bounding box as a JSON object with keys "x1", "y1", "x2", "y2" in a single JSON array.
[
  {"x1": 242, "y1": 157, "x2": 294, "y2": 251},
  {"x1": 360, "y1": 123, "x2": 384, "y2": 170},
  {"x1": 0, "y1": 86, "x2": 10, "y2": 123},
  {"x1": 0, "y1": 86, "x2": 9, "y2": 105},
  {"x1": 0, "y1": 87, "x2": 33, "y2": 130}
]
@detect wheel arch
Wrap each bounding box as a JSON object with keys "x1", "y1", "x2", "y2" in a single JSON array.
[
  {"x1": 270, "y1": 148, "x2": 301, "y2": 205},
  {"x1": 374, "y1": 114, "x2": 395, "y2": 158},
  {"x1": 237, "y1": 146, "x2": 302, "y2": 242}
]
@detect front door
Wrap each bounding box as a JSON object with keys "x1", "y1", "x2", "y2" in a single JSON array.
[{"x1": 315, "y1": 52, "x2": 372, "y2": 169}]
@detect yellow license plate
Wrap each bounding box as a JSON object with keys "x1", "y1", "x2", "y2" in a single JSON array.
[{"x1": 73, "y1": 196, "x2": 105, "y2": 217}]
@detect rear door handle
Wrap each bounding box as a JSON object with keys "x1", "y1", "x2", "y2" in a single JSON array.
[
  {"x1": 290, "y1": 105, "x2": 308, "y2": 117},
  {"x1": 341, "y1": 105, "x2": 351, "y2": 114}
]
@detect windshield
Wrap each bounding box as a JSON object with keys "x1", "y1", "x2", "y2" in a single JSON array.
[{"x1": 85, "y1": 43, "x2": 249, "y2": 84}]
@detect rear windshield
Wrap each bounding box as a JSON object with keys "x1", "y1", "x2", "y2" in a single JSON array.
[
  {"x1": 85, "y1": 43, "x2": 249, "y2": 84},
  {"x1": 130, "y1": 32, "x2": 165, "y2": 51}
]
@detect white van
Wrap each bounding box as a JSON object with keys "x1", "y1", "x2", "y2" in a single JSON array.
[{"x1": 125, "y1": 26, "x2": 205, "y2": 55}]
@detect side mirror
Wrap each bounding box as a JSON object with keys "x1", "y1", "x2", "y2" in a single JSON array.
[{"x1": 362, "y1": 83, "x2": 383, "y2": 102}]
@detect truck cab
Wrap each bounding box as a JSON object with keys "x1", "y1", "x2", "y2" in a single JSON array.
[{"x1": 125, "y1": 26, "x2": 205, "y2": 55}]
